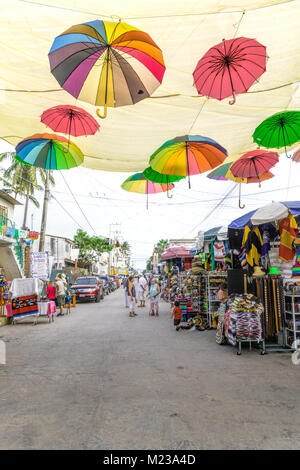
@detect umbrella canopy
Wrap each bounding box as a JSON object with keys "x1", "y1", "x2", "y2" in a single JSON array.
[
  {"x1": 49, "y1": 20, "x2": 165, "y2": 118},
  {"x1": 229, "y1": 201, "x2": 300, "y2": 229},
  {"x1": 161, "y1": 246, "x2": 191, "y2": 260},
  {"x1": 292, "y1": 148, "x2": 300, "y2": 162},
  {"x1": 193, "y1": 37, "x2": 267, "y2": 105},
  {"x1": 207, "y1": 161, "x2": 274, "y2": 183},
  {"x1": 149, "y1": 135, "x2": 227, "y2": 188},
  {"x1": 121, "y1": 172, "x2": 174, "y2": 209},
  {"x1": 250, "y1": 202, "x2": 289, "y2": 225},
  {"x1": 143, "y1": 166, "x2": 184, "y2": 184},
  {"x1": 253, "y1": 111, "x2": 300, "y2": 157},
  {"x1": 230, "y1": 150, "x2": 279, "y2": 179},
  {"x1": 41, "y1": 105, "x2": 99, "y2": 137},
  {"x1": 15, "y1": 133, "x2": 84, "y2": 170}
]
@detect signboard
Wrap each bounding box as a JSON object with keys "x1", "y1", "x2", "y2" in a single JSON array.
[{"x1": 30, "y1": 251, "x2": 50, "y2": 280}]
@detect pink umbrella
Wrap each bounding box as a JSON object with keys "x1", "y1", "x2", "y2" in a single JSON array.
[
  {"x1": 161, "y1": 246, "x2": 192, "y2": 260},
  {"x1": 292, "y1": 148, "x2": 300, "y2": 162},
  {"x1": 230, "y1": 150, "x2": 279, "y2": 179},
  {"x1": 193, "y1": 37, "x2": 267, "y2": 104}
]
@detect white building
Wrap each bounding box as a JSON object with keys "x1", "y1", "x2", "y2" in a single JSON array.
[{"x1": 32, "y1": 234, "x2": 76, "y2": 270}]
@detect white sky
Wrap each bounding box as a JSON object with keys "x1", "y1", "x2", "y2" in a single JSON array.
[{"x1": 0, "y1": 138, "x2": 298, "y2": 269}]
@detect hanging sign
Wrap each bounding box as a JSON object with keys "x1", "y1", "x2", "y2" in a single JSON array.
[
  {"x1": 30, "y1": 251, "x2": 50, "y2": 280},
  {"x1": 28, "y1": 231, "x2": 39, "y2": 240}
]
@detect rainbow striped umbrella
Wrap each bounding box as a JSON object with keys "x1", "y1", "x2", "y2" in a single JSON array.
[
  {"x1": 49, "y1": 20, "x2": 165, "y2": 118},
  {"x1": 15, "y1": 133, "x2": 84, "y2": 170},
  {"x1": 149, "y1": 135, "x2": 227, "y2": 188},
  {"x1": 121, "y1": 172, "x2": 174, "y2": 209}
]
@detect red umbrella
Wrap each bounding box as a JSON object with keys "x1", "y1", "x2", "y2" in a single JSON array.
[
  {"x1": 230, "y1": 150, "x2": 279, "y2": 208},
  {"x1": 230, "y1": 150, "x2": 279, "y2": 179},
  {"x1": 193, "y1": 37, "x2": 267, "y2": 105},
  {"x1": 41, "y1": 105, "x2": 100, "y2": 151}
]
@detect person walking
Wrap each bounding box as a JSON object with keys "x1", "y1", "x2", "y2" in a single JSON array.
[
  {"x1": 55, "y1": 273, "x2": 66, "y2": 316},
  {"x1": 138, "y1": 274, "x2": 147, "y2": 308},
  {"x1": 123, "y1": 274, "x2": 130, "y2": 308},
  {"x1": 149, "y1": 278, "x2": 160, "y2": 317},
  {"x1": 128, "y1": 275, "x2": 137, "y2": 317}
]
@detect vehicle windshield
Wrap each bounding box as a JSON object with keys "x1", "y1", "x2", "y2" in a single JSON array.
[{"x1": 74, "y1": 278, "x2": 97, "y2": 285}]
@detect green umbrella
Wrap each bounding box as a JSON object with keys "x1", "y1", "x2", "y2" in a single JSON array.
[
  {"x1": 143, "y1": 166, "x2": 184, "y2": 198},
  {"x1": 253, "y1": 111, "x2": 300, "y2": 158}
]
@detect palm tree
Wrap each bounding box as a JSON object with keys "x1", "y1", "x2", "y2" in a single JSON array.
[{"x1": 0, "y1": 152, "x2": 55, "y2": 230}]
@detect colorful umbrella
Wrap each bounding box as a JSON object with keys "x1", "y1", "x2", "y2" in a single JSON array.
[
  {"x1": 292, "y1": 148, "x2": 300, "y2": 162},
  {"x1": 193, "y1": 37, "x2": 267, "y2": 105},
  {"x1": 121, "y1": 172, "x2": 174, "y2": 209},
  {"x1": 143, "y1": 166, "x2": 184, "y2": 198},
  {"x1": 149, "y1": 135, "x2": 227, "y2": 188},
  {"x1": 15, "y1": 133, "x2": 84, "y2": 170},
  {"x1": 230, "y1": 150, "x2": 278, "y2": 208},
  {"x1": 41, "y1": 105, "x2": 99, "y2": 151},
  {"x1": 49, "y1": 20, "x2": 165, "y2": 118},
  {"x1": 207, "y1": 161, "x2": 274, "y2": 183},
  {"x1": 160, "y1": 246, "x2": 191, "y2": 260},
  {"x1": 253, "y1": 111, "x2": 300, "y2": 157}
]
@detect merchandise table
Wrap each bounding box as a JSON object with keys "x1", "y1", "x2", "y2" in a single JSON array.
[{"x1": 37, "y1": 300, "x2": 56, "y2": 323}]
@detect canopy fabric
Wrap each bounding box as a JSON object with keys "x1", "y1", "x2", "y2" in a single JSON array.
[
  {"x1": 250, "y1": 202, "x2": 289, "y2": 225},
  {"x1": 204, "y1": 226, "x2": 223, "y2": 241},
  {"x1": 161, "y1": 245, "x2": 191, "y2": 260},
  {"x1": 229, "y1": 201, "x2": 300, "y2": 229},
  {"x1": 1, "y1": 1, "x2": 300, "y2": 172}
]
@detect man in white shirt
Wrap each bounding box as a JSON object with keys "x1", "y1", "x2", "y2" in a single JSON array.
[
  {"x1": 138, "y1": 274, "x2": 147, "y2": 308},
  {"x1": 56, "y1": 274, "x2": 66, "y2": 316}
]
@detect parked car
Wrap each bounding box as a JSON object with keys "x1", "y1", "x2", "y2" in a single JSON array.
[
  {"x1": 97, "y1": 276, "x2": 111, "y2": 295},
  {"x1": 71, "y1": 276, "x2": 104, "y2": 303}
]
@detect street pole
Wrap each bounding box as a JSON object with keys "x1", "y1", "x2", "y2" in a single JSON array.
[{"x1": 39, "y1": 170, "x2": 50, "y2": 252}]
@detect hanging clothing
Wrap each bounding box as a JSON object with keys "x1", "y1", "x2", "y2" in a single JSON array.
[
  {"x1": 214, "y1": 241, "x2": 226, "y2": 262},
  {"x1": 242, "y1": 225, "x2": 263, "y2": 267},
  {"x1": 277, "y1": 214, "x2": 299, "y2": 262},
  {"x1": 210, "y1": 241, "x2": 215, "y2": 270}
]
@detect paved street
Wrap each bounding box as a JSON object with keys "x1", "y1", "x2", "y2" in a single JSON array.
[{"x1": 1, "y1": 288, "x2": 300, "y2": 450}]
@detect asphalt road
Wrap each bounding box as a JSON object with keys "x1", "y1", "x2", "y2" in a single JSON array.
[{"x1": 1, "y1": 288, "x2": 300, "y2": 450}]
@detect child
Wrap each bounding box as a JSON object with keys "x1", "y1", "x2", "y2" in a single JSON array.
[
  {"x1": 171, "y1": 300, "x2": 182, "y2": 331},
  {"x1": 216, "y1": 282, "x2": 228, "y2": 302},
  {"x1": 46, "y1": 281, "x2": 56, "y2": 302}
]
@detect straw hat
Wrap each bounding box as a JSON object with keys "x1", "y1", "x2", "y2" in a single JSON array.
[{"x1": 253, "y1": 266, "x2": 266, "y2": 277}]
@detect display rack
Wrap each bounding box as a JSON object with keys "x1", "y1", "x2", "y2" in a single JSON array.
[
  {"x1": 284, "y1": 287, "x2": 300, "y2": 348},
  {"x1": 206, "y1": 272, "x2": 227, "y2": 327}
]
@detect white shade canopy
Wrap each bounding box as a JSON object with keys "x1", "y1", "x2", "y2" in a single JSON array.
[{"x1": 250, "y1": 202, "x2": 289, "y2": 225}]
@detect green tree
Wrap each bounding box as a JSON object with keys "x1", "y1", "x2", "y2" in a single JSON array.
[
  {"x1": 74, "y1": 229, "x2": 113, "y2": 272},
  {"x1": 154, "y1": 239, "x2": 169, "y2": 259},
  {"x1": 0, "y1": 152, "x2": 55, "y2": 230}
]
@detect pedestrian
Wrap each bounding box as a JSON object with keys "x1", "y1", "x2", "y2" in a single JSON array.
[
  {"x1": 138, "y1": 274, "x2": 147, "y2": 308},
  {"x1": 55, "y1": 273, "x2": 66, "y2": 316},
  {"x1": 128, "y1": 275, "x2": 137, "y2": 317},
  {"x1": 171, "y1": 300, "x2": 182, "y2": 331},
  {"x1": 216, "y1": 282, "x2": 228, "y2": 302},
  {"x1": 46, "y1": 281, "x2": 56, "y2": 304},
  {"x1": 149, "y1": 278, "x2": 160, "y2": 316},
  {"x1": 123, "y1": 274, "x2": 130, "y2": 308}
]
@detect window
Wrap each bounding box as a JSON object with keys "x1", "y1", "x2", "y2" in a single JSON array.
[
  {"x1": 50, "y1": 238, "x2": 56, "y2": 255},
  {"x1": 0, "y1": 205, "x2": 8, "y2": 224}
]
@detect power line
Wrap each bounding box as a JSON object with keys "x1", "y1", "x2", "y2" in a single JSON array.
[
  {"x1": 50, "y1": 193, "x2": 84, "y2": 230},
  {"x1": 59, "y1": 171, "x2": 97, "y2": 235}
]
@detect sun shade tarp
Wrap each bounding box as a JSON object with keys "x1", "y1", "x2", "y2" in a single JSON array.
[{"x1": 1, "y1": 0, "x2": 300, "y2": 172}]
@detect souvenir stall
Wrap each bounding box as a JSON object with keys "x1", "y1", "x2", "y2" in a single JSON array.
[
  {"x1": 160, "y1": 246, "x2": 193, "y2": 302},
  {"x1": 223, "y1": 201, "x2": 300, "y2": 353},
  {"x1": 6, "y1": 278, "x2": 45, "y2": 324}
]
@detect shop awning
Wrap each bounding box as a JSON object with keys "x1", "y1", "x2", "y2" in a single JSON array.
[
  {"x1": 204, "y1": 227, "x2": 222, "y2": 241},
  {"x1": 229, "y1": 201, "x2": 300, "y2": 229}
]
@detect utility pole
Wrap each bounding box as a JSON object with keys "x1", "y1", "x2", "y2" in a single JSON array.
[
  {"x1": 108, "y1": 222, "x2": 122, "y2": 275},
  {"x1": 39, "y1": 171, "x2": 50, "y2": 252}
]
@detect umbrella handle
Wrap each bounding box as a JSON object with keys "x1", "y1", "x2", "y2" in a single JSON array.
[
  {"x1": 238, "y1": 183, "x2": 245, "y2": 209},
  {"x1": 96, "y1": 103, "x2": 108, "y2": 119},
  {"x1": 61, "y1": 140, "x2": 70, "y2": 154},
  {"x1": 229, "y1": 92, "x2": 236, "y2": 105},
  {"x1": 167, "y1": 190, "x2": 173, "y2": 199}
]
